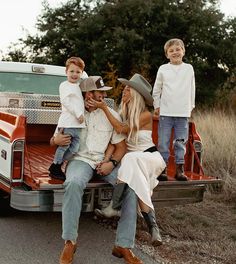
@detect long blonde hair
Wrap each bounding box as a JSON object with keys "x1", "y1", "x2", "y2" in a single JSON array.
[{"x1": 119, "y1": 88, "x2": 146, "y2": 144}]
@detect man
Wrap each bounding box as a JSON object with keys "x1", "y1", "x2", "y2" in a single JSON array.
[{"x1": 52, "y1": 76, "x2": 142, "y2": 264}]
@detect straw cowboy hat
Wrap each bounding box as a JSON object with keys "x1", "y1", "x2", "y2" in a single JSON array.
[{"x1": 118, "y1": 74, "x2": 153, "y2": 106}]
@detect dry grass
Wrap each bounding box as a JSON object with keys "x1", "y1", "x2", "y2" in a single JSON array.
[
  {"x1": 149, "y1": 109, "x2": 236, "y2": 264},
  {"x1": 192, "y1": 109, "x2": 236, "y2": 201},
  {"x1": 153, "y1": 195, "x2": 236, "y2": 264}
]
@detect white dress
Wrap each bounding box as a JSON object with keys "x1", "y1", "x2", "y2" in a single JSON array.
[{"x1": 117, "y1": 130, "x2": 166, "y2": 210}]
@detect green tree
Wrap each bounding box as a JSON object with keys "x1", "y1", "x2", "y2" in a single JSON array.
[{"x1": 3, "y1": 0, "x2": 236, "y2": 105}]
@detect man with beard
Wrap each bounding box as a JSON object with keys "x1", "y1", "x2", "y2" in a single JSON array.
[{"x1": 51, "y1": 76, "x2": 141, "y2": 264}]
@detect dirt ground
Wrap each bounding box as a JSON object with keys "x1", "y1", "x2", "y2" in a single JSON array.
[{"x1": 95, "y1": 192, "x2": 236, "y2": 264}]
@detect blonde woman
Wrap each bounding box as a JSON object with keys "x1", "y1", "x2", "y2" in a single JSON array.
[{"x1": 92, "y1": 74, "x2": 166, "y2": 246}]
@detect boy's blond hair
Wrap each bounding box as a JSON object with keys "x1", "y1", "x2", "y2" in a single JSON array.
[
  {"x1": 164, "y1": 38, "x2": 185, "y2": 56},
  {"x1": 65, "y1": 57, "x2": 85, "y2": 71}
]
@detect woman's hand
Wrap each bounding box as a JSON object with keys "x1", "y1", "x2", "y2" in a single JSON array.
[
  {"x1": 96, "y1": 161, "x2": 114, "y2": 176},
  {"x1": 88, "y1": 98, "x2": 107, "y2": 110}
]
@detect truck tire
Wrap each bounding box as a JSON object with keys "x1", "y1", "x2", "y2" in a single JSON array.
[{"x1": 0, "y1": 190, "x2": 13, "y2": 216}]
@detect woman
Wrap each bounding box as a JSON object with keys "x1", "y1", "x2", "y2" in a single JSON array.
[{"x1": 92, "y1": 73, "x2": 166, "y2": 246}]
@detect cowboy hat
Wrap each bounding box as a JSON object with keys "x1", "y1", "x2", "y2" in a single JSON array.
[{"x1": 118, "y1": 74, "x2": 153, "y2": 106}]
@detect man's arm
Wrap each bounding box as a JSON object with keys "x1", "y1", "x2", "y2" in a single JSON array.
[{"x1": 96, "y1": 140, "x2": 127, "y2": 176}]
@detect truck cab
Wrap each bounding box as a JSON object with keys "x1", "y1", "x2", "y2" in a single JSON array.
[{"x1": 0, "y1": 61, "x2": 221, "y2": 212}]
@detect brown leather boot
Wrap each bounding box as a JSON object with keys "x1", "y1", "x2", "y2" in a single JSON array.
[
  {"x1": 175, "y1": 164, "x2": 188, "y2": 181},
  {"x1": 59, "y1": 241, "x2": 77, "y2": 264},
  {"x1": 157, "y1": 167, "x2": 168, "y2": 181},
  {"x1": 112, "y1": 246, "x2": 143, "y2": 264}
]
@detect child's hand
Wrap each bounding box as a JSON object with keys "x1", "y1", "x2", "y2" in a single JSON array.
[
  {"x1": 153, "y1": 108, "x2": 160, "y2": 119},
  {"x1": 78, "y1": 115, "x2": 84, "y2": 124}
]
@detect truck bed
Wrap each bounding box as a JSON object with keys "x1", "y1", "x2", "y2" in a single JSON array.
[
  {"x1": 24, "y1": 143, "x2": 110, "y2": 190},
  {"x1": 24, "y1": 143, "x2": 220, "y2": 190},
  {"x1": 25, "y1": 143, "x2": 55, "y2": 177},
  {"x1": 13, "y1": 131, "x2": 222, "y2": 211},
  {"x1": 24, "y1": 143, "x2": 61, "y2": 189}
]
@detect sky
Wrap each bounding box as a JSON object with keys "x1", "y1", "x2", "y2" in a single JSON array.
[{"x1": 0, "y1": 0, "x2": 235, "y2": 56}]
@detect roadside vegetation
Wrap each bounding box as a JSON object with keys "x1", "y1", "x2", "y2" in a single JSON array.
[{"x1": 140, "y1": 109, "x2": 236, "y2": 264}]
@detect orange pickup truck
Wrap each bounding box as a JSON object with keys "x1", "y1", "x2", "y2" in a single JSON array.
[{"x1": 0, "y1": 61, "x2": 221, "y2": 213}]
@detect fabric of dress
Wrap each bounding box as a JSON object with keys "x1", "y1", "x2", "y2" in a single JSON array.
[{"x1": 117, "y1": 130, "x2": 166, "y2": 210}]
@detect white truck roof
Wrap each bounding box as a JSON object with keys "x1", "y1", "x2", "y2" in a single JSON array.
[{"x1": 0, "y1": 61, "x2": 66, "y2": 76}]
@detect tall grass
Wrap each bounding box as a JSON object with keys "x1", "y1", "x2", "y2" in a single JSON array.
[{"x1": 193, "y1": 109, "x2": 236, "y2": 201}]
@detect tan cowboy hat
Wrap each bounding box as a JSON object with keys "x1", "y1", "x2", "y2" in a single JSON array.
[{"x1": 118, "y1": 74, "x2": 153, "y2": 106}]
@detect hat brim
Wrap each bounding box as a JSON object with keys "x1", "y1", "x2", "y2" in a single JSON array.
[
  {"x1": 81, "y1": 86, "x2": 112, "y2": 92},
  {"x1": 118, "y1": 78, "x2": 153, "y2": 106}
]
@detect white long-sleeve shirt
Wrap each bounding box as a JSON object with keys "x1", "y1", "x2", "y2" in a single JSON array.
[
  {"x1": 57, "y1": 80, "x2": 85, "y2": 128},
  {"x1": 152, "y1": 62, "x2": 195, "y2": 117}
]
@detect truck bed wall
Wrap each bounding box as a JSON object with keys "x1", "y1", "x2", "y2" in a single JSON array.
[
  {"x1": 24, "y1": 124, "x2": 57, "y2": 180},
  {"x1": 26, "y1": 123, "x2": 56, "y2": 143}
]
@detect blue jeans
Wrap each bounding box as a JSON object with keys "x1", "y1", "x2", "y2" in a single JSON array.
[
  {"x1": 158, "y1": 116, "x2": 189, "y2": 164},
  {"x1": 53, "y1": 127, "x2": 80, "y2": 164},
  {"x1": 62, "y1": 159, "x2": 137, "y2": 248}
]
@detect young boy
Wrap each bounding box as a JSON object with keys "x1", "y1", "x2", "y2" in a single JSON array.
[
  {"x1": 49, "y1": 57, "x2": 86, "y2": 180},
  {"x1": 152, "y1": 38, "x2": 195, "y2": 181}
]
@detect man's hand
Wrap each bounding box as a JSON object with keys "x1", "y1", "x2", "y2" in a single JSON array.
[
  {"x1": 96, "y1": 161, "x2": 114, "y2": 176},
  {"x1": 52, "y1": 133, "x2": 72, "y2": 146}
]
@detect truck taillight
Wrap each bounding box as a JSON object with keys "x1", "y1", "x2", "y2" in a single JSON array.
[
  {"x1": 12, "y1": 141, "x2": 24, "y2": 181},
  {"x1": 13, "y1": 151, "x2": 23, "y2": 179}
]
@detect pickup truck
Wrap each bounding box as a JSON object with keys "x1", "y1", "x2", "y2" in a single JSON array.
[{"x1": 0, "y1": 61, "x2": 221, "y2": 213}]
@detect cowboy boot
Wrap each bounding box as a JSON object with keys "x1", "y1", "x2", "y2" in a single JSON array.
[
  {"x1": 59, "y1": 240, "x2": 77, "y2": 264},
  {"x1": 112, "y1": 183, "x2": 127, "y2": 209},
  {"x1": 95, "y1": 200, "x2": 121, "y2": 218},
  {"x1": 112, "y1": 246, "x2": 143, "y2": 264},
  {"x1": 142, "y1": 210, "x2": 163, "y2": 246},
  {"x1": 94, "y1": 183, "x2": 127, "y2": 218},
  {"x1": 157, "y1": 167, "x2": 168, "y2": 181},
  {"x1": 175, "y1": 164, "x2": 188, "y2": 181}
]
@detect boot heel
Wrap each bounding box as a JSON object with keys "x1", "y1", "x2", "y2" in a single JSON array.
[{"x1": 112, "y1": 247, "x2": 123, "y2": 258}]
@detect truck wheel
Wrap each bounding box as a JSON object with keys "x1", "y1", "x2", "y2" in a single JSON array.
[{"x1": 0, "y1": 190, "x2": 13, "y2": 216}]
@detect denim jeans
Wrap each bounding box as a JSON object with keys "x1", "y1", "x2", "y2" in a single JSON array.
[
  {"x1": 62, "y1": 159, "x2": 137, "y2": 248},
  {"x1": 158, "y1": 116, "x2": 189, "y2": 164},
  {"x1": 53, "y1": 127, "x2": 80, "y2": 164}
]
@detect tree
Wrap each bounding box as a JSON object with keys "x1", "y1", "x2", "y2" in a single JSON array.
[{"x1": 3, "y1": 0, "x2": 236, "y2": 105}]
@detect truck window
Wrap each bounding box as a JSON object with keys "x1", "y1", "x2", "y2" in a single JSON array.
[{"x1": 0, "y1": 72, "x2": 66, "y2": 95}]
